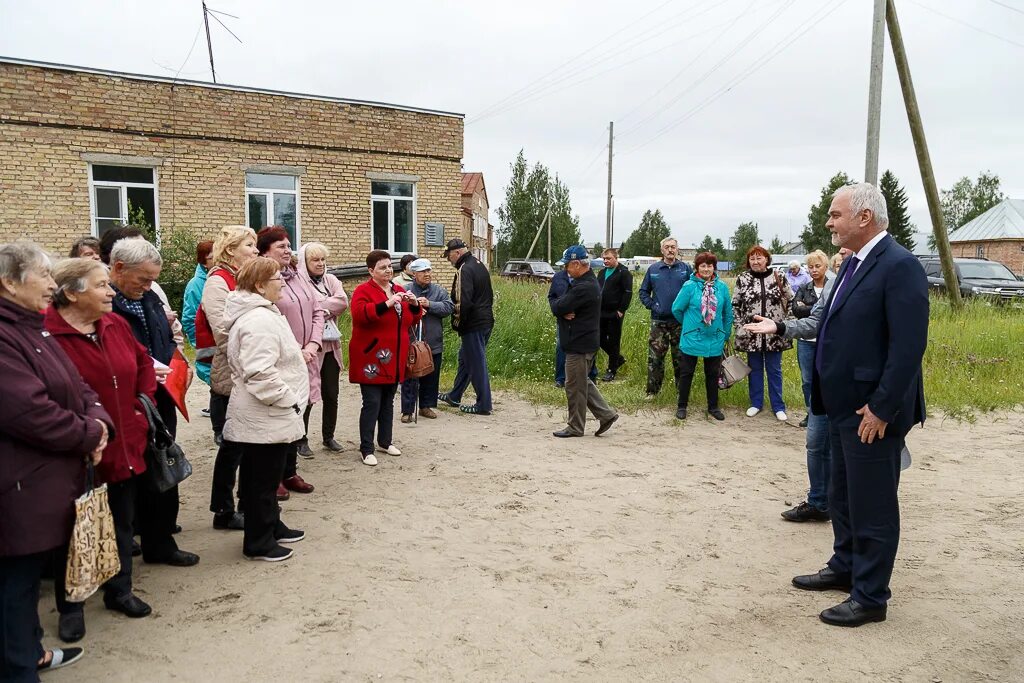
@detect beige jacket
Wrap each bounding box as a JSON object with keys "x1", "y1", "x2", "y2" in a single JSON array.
[
  {"x1": 222, "y1": 290, "x2": 309, "y2": 445},
  {"x1": 201, "y1": 265, "x2": 235, "y2": 395}
]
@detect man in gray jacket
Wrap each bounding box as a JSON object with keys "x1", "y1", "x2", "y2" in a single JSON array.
[{"x1": 401, "y1": 259, "x2": 454, "y2": 421}]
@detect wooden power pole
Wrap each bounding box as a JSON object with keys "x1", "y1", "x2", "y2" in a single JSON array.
[
  {"x1": 864, "y1": 0, "x2": 886, "y2": 185},
  {"x1": 886, "y1": 0, "x2": 962, "y2": 309},
  {"x1": 605, "y1": 122, "x2": 614, "y2": 247}
]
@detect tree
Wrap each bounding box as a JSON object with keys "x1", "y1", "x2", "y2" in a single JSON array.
[
  {"x1": 697, "y1": 234, "x2": 716, "y2": 253},
  {"x1": 712, "y1": 238, "x2": 727, "y2": 257},
  {"x1": 729, "y1": 221, "x2": 760, "y2": 263},
  {"x1": 930, "y1": 171, "x2": 1004, "y2": 250},
  {"x1": 802, "y1": 171, "x2": 853, "y2": 254},
  {"x1": 591, "y1": 241, "x2": 604, "y2": 255},
  {"x1": 620, "y1": 209, "x2": 670, "y2": 258},
  {"x1": 496, "y1": 150, "x2": 582, "y2": 267},
  {"x1": 878, "y1": 170, "x2": 916, "y2": 251},
  {"x1": 768, "y1": 235, "x2": 786, "y2": 254}
]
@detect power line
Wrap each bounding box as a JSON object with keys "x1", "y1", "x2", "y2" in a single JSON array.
[
  {"x1": 904, "y1": 0, "x2": 1024, "y2": 49},
  {"x1": 986, "y1": 0, "x2": 1024, "y2": 17}
]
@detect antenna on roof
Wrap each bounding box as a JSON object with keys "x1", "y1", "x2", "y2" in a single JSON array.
[{"x1": 201, "y1": 1, "x2": 242, "y2": 83}]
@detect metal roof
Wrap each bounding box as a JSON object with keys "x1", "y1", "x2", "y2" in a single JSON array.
[
  {"x1": 0, "y1": 56, "x2": 463, "y2": 119},
  {"x1": 949, "y1": 198, "x2": 1024, "y2": 242}
]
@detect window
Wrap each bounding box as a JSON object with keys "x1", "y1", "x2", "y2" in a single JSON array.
[
  {"x1": 89, "y1": 165, "x2": 158, "y2": 238},
  {"x1": 473, "y1": 213, "x2": 488, "y2": 239},
  {"x1": 975, "y1": 244, "x2": 985, "y2": 258},
  {"x1": 246, "y1": 173, "x2": 299, "y2": 245},
  {"x1": 371, "y1": 181, "x2": 415, "y2": 254}
]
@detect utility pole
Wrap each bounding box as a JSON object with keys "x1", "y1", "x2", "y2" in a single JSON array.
[
  {"x1": 865, "y1": 0, "x2": 886, "y2": 185},
  {"x1": 202, "y1": 1, "x2": 216, "y2": 83},
  {"x1": 611, "y1": 199, "x2": 615, "y2": 249},
  {"x1": 886, "y1": 0, "x2": 962, "y2": 309},
  {"x1": 606, "y1": 122, "x2": 614, "y2": 247}
]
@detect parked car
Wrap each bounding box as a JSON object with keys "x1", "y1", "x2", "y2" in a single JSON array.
[
  {"x1": 919, "y1": 257, "x2": 1024, "y2": 303},
  {"x1": 500, "y1": 259, "x2": 555, "y2": 282}
]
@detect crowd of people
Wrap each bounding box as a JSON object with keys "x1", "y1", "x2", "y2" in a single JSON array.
[{"x1": 0, "y1": 182, "x2": 930, "y2": 679}]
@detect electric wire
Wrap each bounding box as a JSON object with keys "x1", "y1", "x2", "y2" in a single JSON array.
[
  {"x1": 985, "y1": 0, "x2": 1024, "y2": 17},
  {"x1": 904, "y1": 0, "x2": 1024, "y2": 49}
]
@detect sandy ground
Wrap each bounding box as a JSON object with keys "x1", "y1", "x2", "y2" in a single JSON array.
[{"x1": 40, "y1": 381, "x2": 1024, "y2": 682}]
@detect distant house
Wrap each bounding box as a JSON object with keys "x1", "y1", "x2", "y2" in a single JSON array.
[
  {"x1": 781, "y1": 241, "x2": 806, "y2": 255},
  {"x1": 947, "y1": 199, "x2": 1024, "y2": 275},
  {"x1": 461, "y1": 172, "x2": 492, "y2": 266}
]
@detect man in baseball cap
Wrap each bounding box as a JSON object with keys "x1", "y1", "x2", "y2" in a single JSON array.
[{"x1": 443, "y1": 239, "x2": 467, "y2": 257}]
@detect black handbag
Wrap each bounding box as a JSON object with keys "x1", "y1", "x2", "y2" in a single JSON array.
[{"x1": 137, "y1": 393, "x2": 192, "y2": 492}]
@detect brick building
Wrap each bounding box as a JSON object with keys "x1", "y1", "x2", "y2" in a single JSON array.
[
  {"x1": 0, "y1": 57, "x2": 464, "y2": 274},
  {"x1": 460, "y1": 172, "x2": 492, "y2": 267},
  {"x1": 948, "y1": 198, "x2": 1024, "y2": 276}
]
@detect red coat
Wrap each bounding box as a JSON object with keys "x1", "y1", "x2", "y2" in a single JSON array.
[
  {"x1": 45, "y1": 307, "x2": 158, "y2": 485},
  {"x1": 348, "y1": 280, "x2": 422, "y2": 385}
]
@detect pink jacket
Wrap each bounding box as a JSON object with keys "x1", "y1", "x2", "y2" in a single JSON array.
[
  {"x1": 297, "y1": 246, "x2": 349, "y2": 371},
  {"x1": 277, "y1": 265, "x2": 326, "y2": 403}
]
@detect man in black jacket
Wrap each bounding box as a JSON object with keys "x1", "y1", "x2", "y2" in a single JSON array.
[
  {"x1": 439, "y1": 239, "x2": 494, "y2": 415},
  {"x1": 597, "y1": 248, "x2": 633, "y2": 381},
  {"x1": 549, "y1": 246, "x2": 618, "y2": 438}
]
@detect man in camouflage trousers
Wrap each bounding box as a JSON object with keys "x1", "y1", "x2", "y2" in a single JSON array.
[{"x1": 638, "y1": 237, "x2": 692, "y2": 398}]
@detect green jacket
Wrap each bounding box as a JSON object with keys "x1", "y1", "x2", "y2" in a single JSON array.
[{"x1": 671, "y1": 273, "x2": 733, "y2": 358}]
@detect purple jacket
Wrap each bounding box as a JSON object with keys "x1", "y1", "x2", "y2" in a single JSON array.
[
  {"x1": 277, "y1": 266, "x2": 326, "y2": 403},
  {"x1": 0, "y1": 297, "x2": 113, "y2": 557}
]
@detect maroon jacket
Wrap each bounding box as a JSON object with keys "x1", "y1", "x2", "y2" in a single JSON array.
[
  {"x1": 45, "y1": 307, "x2": 157, "y2": 486},
  {"x1": 0, "y1": 297, "x2": 112, "y2": 557}
]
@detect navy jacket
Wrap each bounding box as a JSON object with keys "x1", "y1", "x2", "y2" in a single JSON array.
[
  {"x1": 638, "y1": 260, "x2": 692, "y2": 322},
  {"x1": 112, "y1": 287, "x2": 176, "y2": 366},
  {"x1": 812, "y1": 234, "x2": 928, "y2": 434}
]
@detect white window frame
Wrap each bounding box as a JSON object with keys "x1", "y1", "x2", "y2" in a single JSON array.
[
  {"x1": 370, "y1": 182, "x2": 417, "y2": 255},
  {"x1": 87, "y1": 164, "x2": 160, "y2": 241},
  {"x1": 245, "y1": 173, "x2": 302, "y2": 246}
]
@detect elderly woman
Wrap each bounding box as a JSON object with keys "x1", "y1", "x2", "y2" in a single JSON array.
[
  {"x1": 197, "y1": 226, "x2": 259, "y2": 522},
  {"x1": 0, "y1": 240, "x2": 112, "y2": 677},
  {"x1": 349, "y1": 250, "x2": 422, "y2": 466},
  {"x1": 222, "y1": 257, "x2": 307, "y2": 562},
  {"x1": 732, "y1": 245, "x2": 792, "y2": 421},
  {"x1": 257, "y1": 227, "x2": 321, "y2": 489},
  {"x1": 392, "y1": 253, "x2": 417, "y2": 289},
  {"x1": 297, "y1": 243, "x2": 349, "y2": 451},
  {"x1": 182, "y1": 240, "x2": 215, "y2": 387},
  {"x1": 670, "y1": 251, "x2": 733, "y2": 421},
  {"x1": 399, "y1": 258, "x2": 454, "y2": 422},
  {"x1": 785, "y1": 260, "x2": 811, "y2": 294},
  {"x1": 45, "y1": 258, "x2": 159, "y2": 641},
  {"x1": 68, "y1": 236, "x2": 101, "y2": 261},
  {"x1": 791, "y1": 250, "x2": 830, "y2": 426}
]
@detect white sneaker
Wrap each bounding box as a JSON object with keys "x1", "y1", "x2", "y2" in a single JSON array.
[
  {"x1": 361, "y1": 453, "x2": 378, "y2": 466},
  {"x1": 775, "y1": 411, "x2": 788, "y2": 421},
  {"x1": 378, "y1": 444, "x2": 402, "y2": 456},
  {"x1": 745, "y1": 407, "x2": 761, "y2": 417}
]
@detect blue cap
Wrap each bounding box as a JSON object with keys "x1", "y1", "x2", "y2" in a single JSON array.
[{"x1": 556, "y1": 245, "x2": 589, "y2": 266}]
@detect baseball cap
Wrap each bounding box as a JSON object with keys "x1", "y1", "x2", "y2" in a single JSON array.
[
  {"x1": 556, "y1": 245, "x2": 589, "y2": 266},
  {"x1": 409, "y1": 258, "x2": 432, "y2": 272},
  {"x1": 443, "y1": 238, "x2": 467, "y2": 256}
]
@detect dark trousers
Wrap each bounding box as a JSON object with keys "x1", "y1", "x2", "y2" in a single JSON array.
[
  {"x1": 401, "y1": 353, "x2": 442, "y2": 414},
  {"x1": 147, "y1": 389, "x2": 181, "y2": 555},
  {"x1": 320, "y1": 352, "x2": 341, "y2": 440},
  {"x1": 209, "y1": 389, "x2": 228, "y2": 441},
  {"x1": 449, "y1": 327, "x2": 492, "y2": 411},
  {"x1": 359, "y1": 383, "x2": 398, "y2": 455},
  {"x1": 826, "y1": 419, "x2": 903, "y2": 608},
  {"x1": 599, "y1": 315, "x2": 626, "y2": 372},
  {"x1": 0, "y1": 552, "x2": 46, "y2": 683},
  {"x1": 236, "y1": 442, "x2": 289, "y2": 557},
  {"x1": 210, "y1": 391, "x2": 243, "y2": 514},
  {"x1": 677, "y1": 353, "x2": 722, "y2": 410}
]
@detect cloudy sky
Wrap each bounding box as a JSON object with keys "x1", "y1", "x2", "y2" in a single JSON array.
[{"x1": 2, "y1": 0, "x2": 1020, "y2": 250}]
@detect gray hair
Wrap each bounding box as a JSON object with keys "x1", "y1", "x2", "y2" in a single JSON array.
[
  {"x1": 788, "y1": 260, "x2": 801, "y2": 269},
  {"x1": 660, "y1": 236, "x2": 679, "y2": 248},
  {"x1": 0, "y1": 240, "x2": 52, "y2": 286},
  {"x1": 835, "y1": 183, "x2": 889, "y2": 229},
  {"x1": 110, "y1": 237, "x2": 162, "y2": 268},
  {"x1": 51, "y1": 258, "x2": 108, "y2": 308}
]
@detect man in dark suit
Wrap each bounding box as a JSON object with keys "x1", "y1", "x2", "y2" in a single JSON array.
[
  {"x1": 791, "y1": 183, "x2": 928, "y2": 627},
  {"x1": 598, "y1": 248, "x2": 633, "y2": 381}
]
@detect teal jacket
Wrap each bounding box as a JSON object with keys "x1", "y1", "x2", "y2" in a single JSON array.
[
  {"x1": 671, "y1": 273, "x2": 733, "y2": 358},
  {"x1": 182, "y1": 263, "x2": 211, "y2": 384}
]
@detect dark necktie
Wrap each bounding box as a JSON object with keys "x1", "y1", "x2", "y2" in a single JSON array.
[{"x1": 815, "y1": 255, "x2": 859, "y2": 375}]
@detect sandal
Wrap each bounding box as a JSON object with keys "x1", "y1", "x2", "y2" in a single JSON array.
[
  {"x1": 38, "y1": 647, "x2": 84, "y2": 672},
  {"x1": 438, "y1": 392, "x2": 461, "y2": 408},
  {"x1": 459, "y1": 405, "x2": 491, "y2": 416}
]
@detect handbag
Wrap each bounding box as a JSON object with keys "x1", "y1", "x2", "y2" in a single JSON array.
[
  {"x1": 405, "y1": 321, "x2": 434, "y2": 379},
  {"x1": 719, "y1": 342, "x2": 752, "y2": 389},
  {"x1": 65, "y1": 464, "x2": 120, "y2": 602},
  {"x1": 322, "y1": 319, "x2": 342, "y2": 343},
  {"x1": 137, "y1": 393, "x2": 193, "y2": 492}
]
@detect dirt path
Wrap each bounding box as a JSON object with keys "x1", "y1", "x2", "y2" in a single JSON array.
[{"x1": 43, "y1": 383, "x2": 1024, "y2": 682}]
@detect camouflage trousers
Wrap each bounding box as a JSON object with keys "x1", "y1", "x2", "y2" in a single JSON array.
[{"x1": 647, "y1": 320, "x2": 683, "y2": 395}]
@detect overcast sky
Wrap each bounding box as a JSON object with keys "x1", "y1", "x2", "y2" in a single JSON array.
[{"x1": 2, "y1": 0, "x2": 1020, "y2": 250}]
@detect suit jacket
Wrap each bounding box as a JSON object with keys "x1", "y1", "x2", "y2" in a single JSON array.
[
  {"x1": 598, "y1": 263, "x2": 633, "y2": 318},
  {"x1": 811, "y1": 234, "x2": 928, "y2": 435}
]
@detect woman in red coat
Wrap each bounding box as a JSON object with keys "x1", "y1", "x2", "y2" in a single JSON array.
[
  {"x1": 348, "y1": 250, "x2": 422, "y2": 466},
  {"x1": 44, "y1": 258, "x2": 160, "y2": 640}
]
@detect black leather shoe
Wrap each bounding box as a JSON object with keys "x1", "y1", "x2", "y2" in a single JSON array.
[
  {"x1": 792, "y1": 566, "x2": 852, "y2": 592},
  {"x1": 323, "y1": 438, "x2": 344, "y2": 452},
  {"x1": 146, "y1": 550, "x2": 200, "y2": 567},
  {"x1": 799, "y1": 415, "x2": 809, "y2": 428},
  {"x1": 708, "y1": 408, "x2": 726, "y2": 421},
  {"x1": 552, "y1": 429, "x2": 583, "y2": 438},
  {"x1": 213, "y1": 511, "x2": 244, "y2": 530},
  {"x1": 675, "y1": 407, "x2": 687, "y2": 420},
  {"x1": 58, "y1": 612, "x2": 85, "y2": 642},
  {"x1": 173, "y1": 525, "x2": 182, "y2": 534},
  {"x1": 595, "y1": 414, "x2": 618, "y2": 436},
  {"x1": 600, "y1": 370, "x2": 615, "y2": 382},
  {"x1": 104, "y1": 593, "x2": 152, "y2": 618},
  {"x1": 296, "y1": 441, "x2": 314, "y2": 459},
  {"x1": 782, "y1": 501, "x2": 831, "y2": 522},
  {"x1": 819, "y1": 598, "x2": 887, "y2": 627}
]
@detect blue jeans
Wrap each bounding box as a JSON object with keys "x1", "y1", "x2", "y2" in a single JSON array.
[
  {"x1": 806, "y1": 411, "x2": 832, "y2": 511},
  {"x1": 449, "y1": 327, "x2": 492, "y2": 411},
  {"x1": 796, "y1": 339, "x2": 815, "y2": 409},
  {"x1": 747, "y1": 350, "x2": 785, "y2": 412}
]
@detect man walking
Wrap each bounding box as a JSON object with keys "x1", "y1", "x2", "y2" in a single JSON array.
[
  {"x1": 789, "y1": 183, "x2": 928, "y2": 627},
  {"x1": 638, "y1": 237, "x2": 691, "y2": 398},
  {"x1": 598, "y1": 248, "x2": 632, "y2": 381},
  {"x1": 549, "y1": 246, "x2": 618, "y2": 438},
  {"x1": 439, "y1": 239, "x2": 494, "y2": 415}
]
